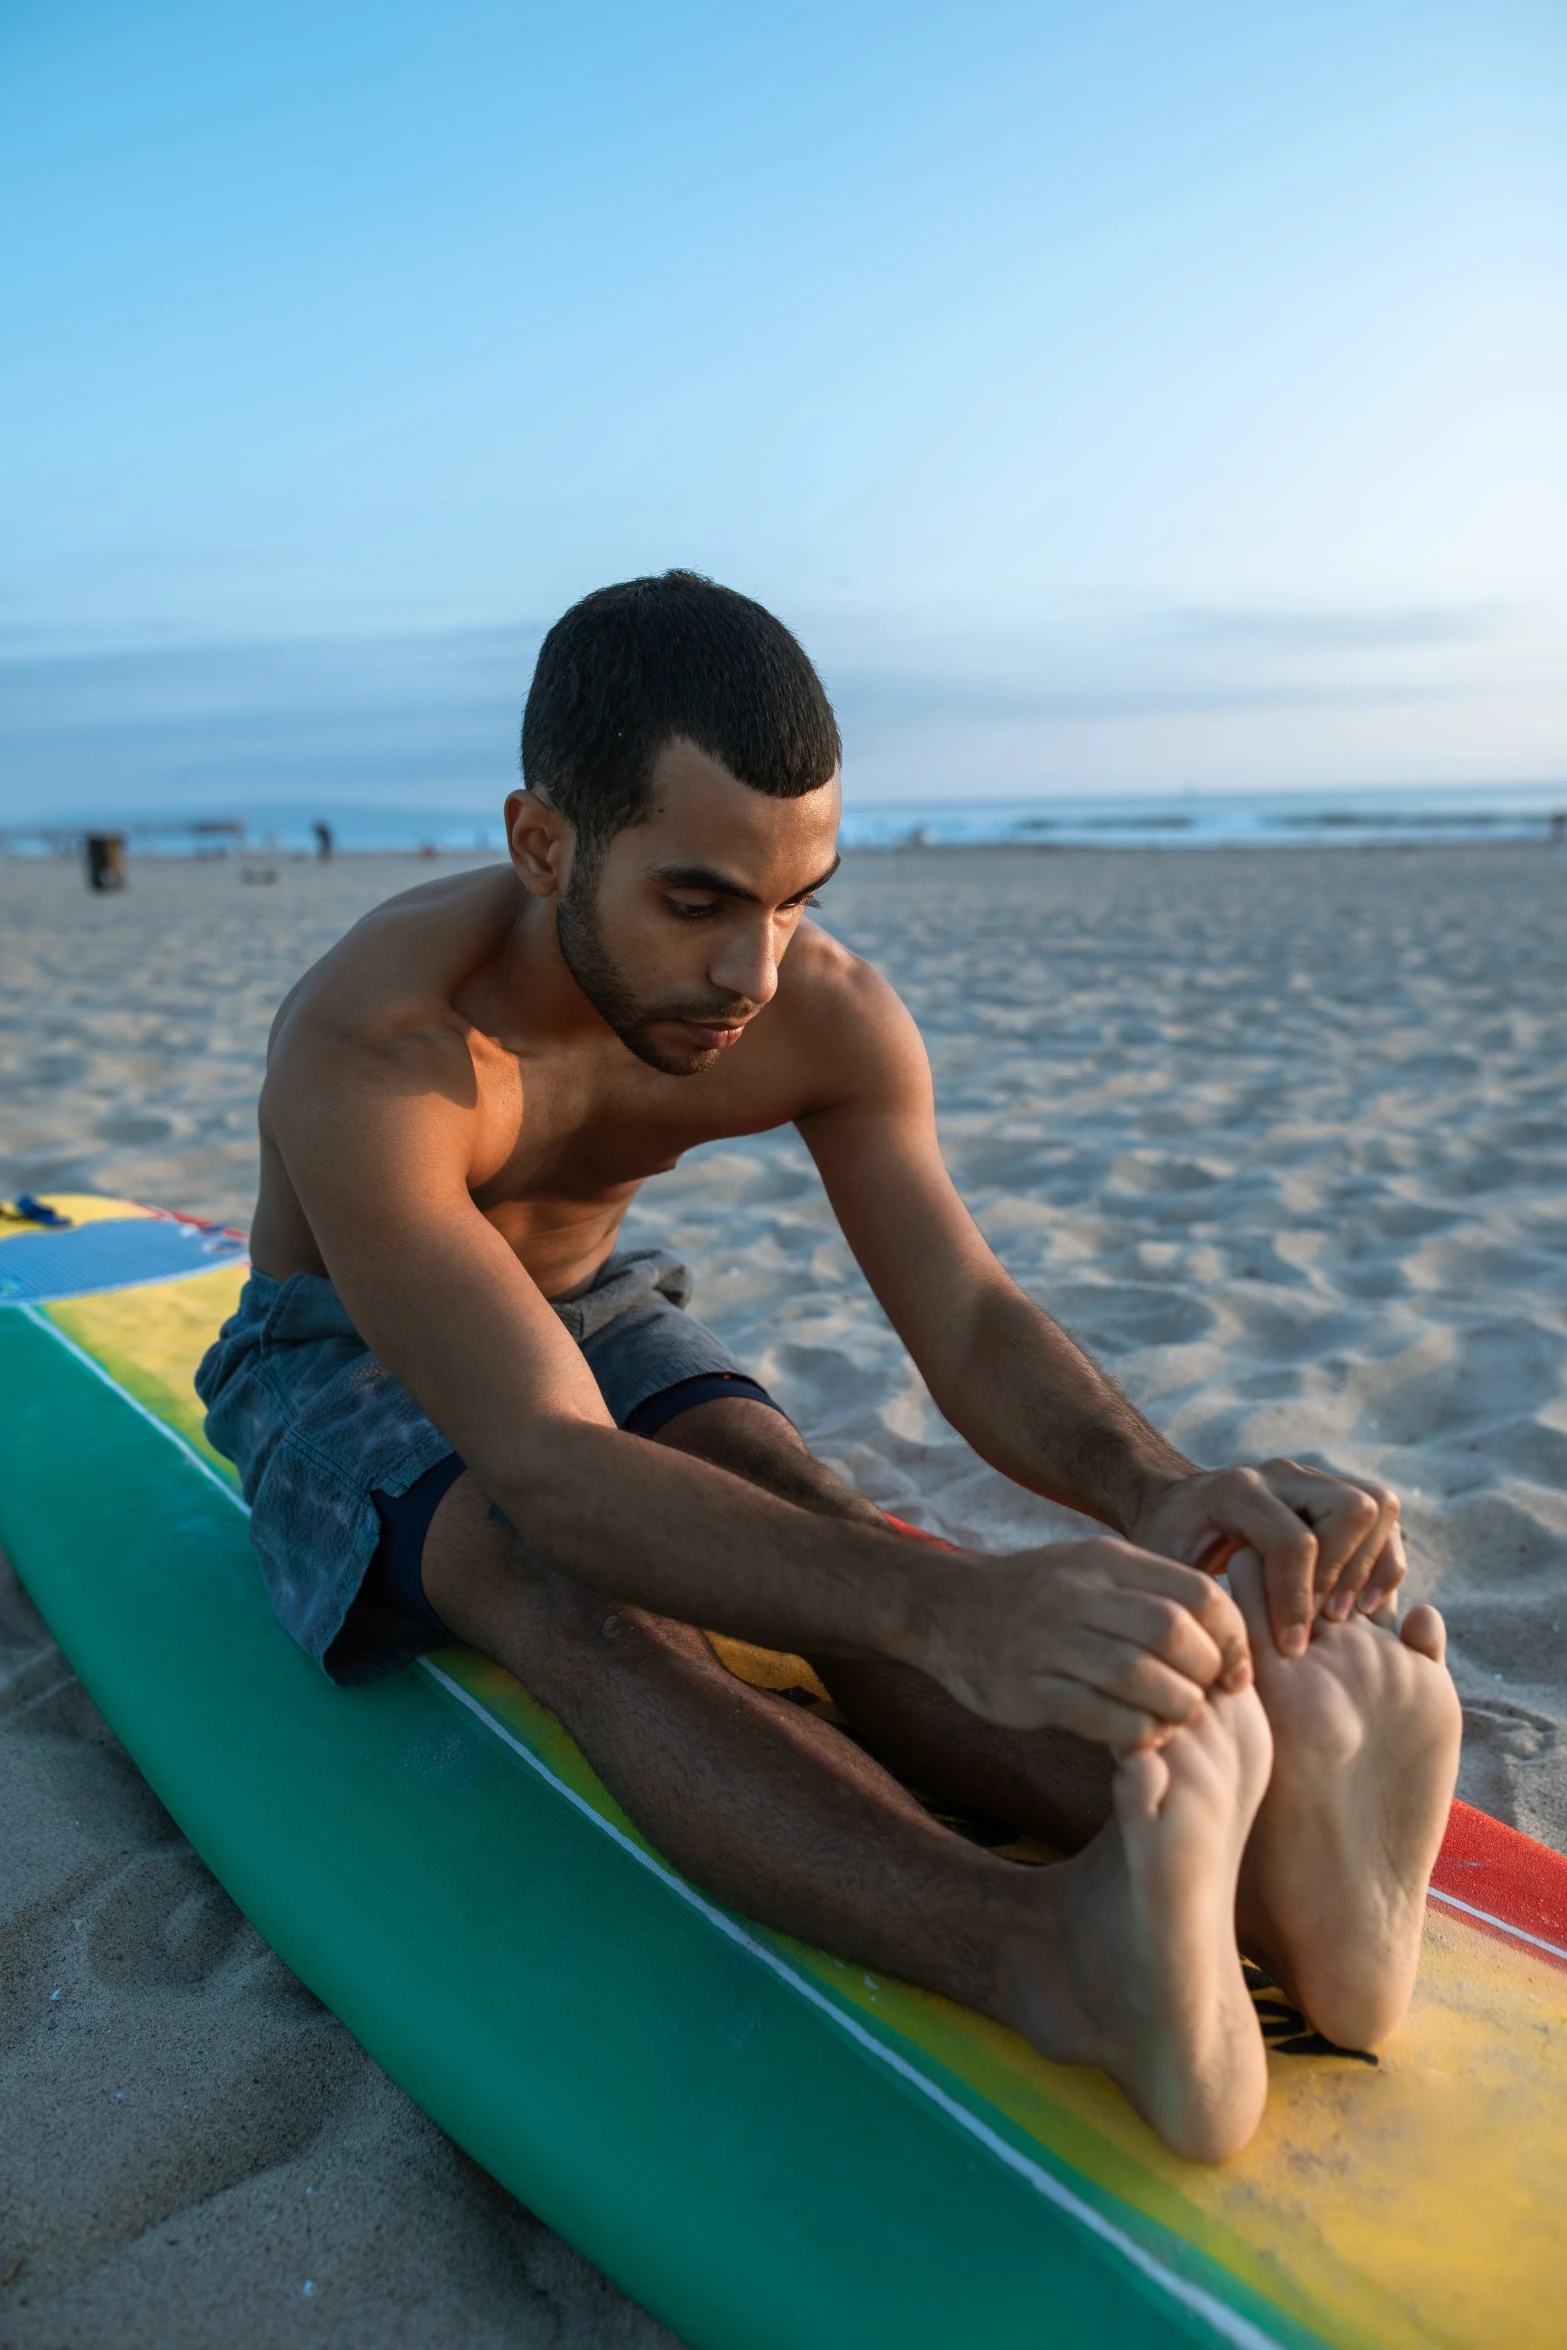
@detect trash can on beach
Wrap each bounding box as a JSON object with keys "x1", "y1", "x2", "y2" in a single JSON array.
[{"x1": 85, "y1": 834, "x2": 128, "y2": 892}]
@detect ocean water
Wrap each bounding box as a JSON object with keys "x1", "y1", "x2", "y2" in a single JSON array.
[
  {"x1": 836, "y1": 785, "x2": 1567, "y2": 852},
  {"x1": 4, "y1": 783, "x2": 1564, "y2": 858}
]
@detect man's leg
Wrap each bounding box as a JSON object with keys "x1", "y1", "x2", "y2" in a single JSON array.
[
  {"x1": 655, "y1": 1401, "x2": 1463, "y2": 2054},
  {"x1": 418, "y1": 1445, "x2": 1272, "y2": 2160}
]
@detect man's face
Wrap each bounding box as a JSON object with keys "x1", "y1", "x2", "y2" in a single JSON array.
[{"x1": 553, "y1": 739, "x2": 842, "y2": 1076}]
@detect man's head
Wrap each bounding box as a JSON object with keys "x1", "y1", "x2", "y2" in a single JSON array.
[{"x1": 508, "y1": 573, "x2": 842, "y2": 1075}]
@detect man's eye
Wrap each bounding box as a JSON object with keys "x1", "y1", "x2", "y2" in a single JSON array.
[{"x1": 667, "y1": 897, "x2": 717, "y2": 921}]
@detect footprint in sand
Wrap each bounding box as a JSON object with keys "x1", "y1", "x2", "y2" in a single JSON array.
[{"x1": 88, "y1": 1850, "x2": 250, "y2": 1990}]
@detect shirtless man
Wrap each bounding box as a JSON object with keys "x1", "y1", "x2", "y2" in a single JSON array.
[{"x1": 198, "y1": 571, "x2": 1461, "y2": 2163}]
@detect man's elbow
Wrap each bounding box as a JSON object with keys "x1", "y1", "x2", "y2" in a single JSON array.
[
  {"x1": 926, "y1": 1286, "x2": 1043, "y2": 1416},
  {"x1": 479, "y1": 1411, "x2": 629, "y2": 1531}
]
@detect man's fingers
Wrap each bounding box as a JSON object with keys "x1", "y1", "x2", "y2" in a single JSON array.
[
  {"x1": 1081, "y1": 1586, "x2": 1225, "y2": 1689},
  {"x1": 1254, "y1": 1460, "x2": 1400, "y2": 1620},
  {"x1": 1103, "y1": 1543, "x2": 1253, "y2": 1688},
  {"x1": 1134, "y1": 1457, "x2": 1409, "y2": 1658},
  {"x1": 1355, "y1": 1519, "x2": 1408, "y2": 1619},
  {"x1": 1047, "y1": 1626, "x2": 1214, "y2": 1725},
  {"x1": 1021, "y1": 1676, "x2": 1173, "y2": 1753},
  {"x1": 1193, "y1": 1470, "x2": 1318, "y2": 1656},
  {"x1": 1322, "y1": 1529, "x2": 1389, "y2": 1620},
  {"x1": 1319, "y1": 1484, "x2": 1404, "y2": 1620},
  {"x1": 1273, "y1": 1465, "x2": 1384, "y2": 1586},
  {"x1": 1226, "y1": 1546, "x2": 1273, "y2": 1654},
  {"x1": 952, "y1": 1535, "x2": 1261, "y2": 1739}
]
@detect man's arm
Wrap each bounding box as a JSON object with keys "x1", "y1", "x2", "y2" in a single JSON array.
[
  {"x1": 798, "y1": 957, "x2": 1405, "y2": 1658},
  {"x1": 264, "y1": 1008, "x2": 1251, "y2": 1740}
]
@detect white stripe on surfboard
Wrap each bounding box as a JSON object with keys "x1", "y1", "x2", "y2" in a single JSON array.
[
  {"x1": 19, "y1": 1301, "x2": 1290, "y2": 2349},
  {"x1": 1426, "y1": 1884, "x2": 1567, "y2": 1967}
]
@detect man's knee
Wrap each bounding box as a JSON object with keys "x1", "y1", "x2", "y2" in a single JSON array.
[
  {"x1": 651, "y1": 1394, "x2": 806, "y2": 1464},
  {"x1": 652, "y1": 1398, "x2": 880, "y2": 1523}
]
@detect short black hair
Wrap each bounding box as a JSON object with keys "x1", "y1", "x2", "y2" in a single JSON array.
[{"x1": 521, "y1": 571, "x2": 841, "y2": 854}]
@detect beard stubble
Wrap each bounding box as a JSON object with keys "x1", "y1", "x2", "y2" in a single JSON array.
[{"x1": 554, "y1": 868, "x2": 752, "y2": 1076}]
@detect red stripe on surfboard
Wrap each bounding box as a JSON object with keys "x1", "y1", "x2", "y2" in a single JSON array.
[
  {"x1": 1431, "y1": 1799, "x2": 1567, "y2": 1961},
  {"x1": 884, "y1": 1514, "x2": 951, "y2": 1548},
  {"x1": 882, "y1": 1518, "x2": 1567, "y2": 1963}
]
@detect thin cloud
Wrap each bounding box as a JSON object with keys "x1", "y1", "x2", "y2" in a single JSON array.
[
  {"x1": 1149, "y1": 603, "x2": 1512, "y2": 653},
  {"x1": 0, "y1": 600, "x2": 1556, "y2": 826}
]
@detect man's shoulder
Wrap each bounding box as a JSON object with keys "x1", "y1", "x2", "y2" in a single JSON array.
[
  {"x1": 267, "y1": 868, "x2": 513, "y2": 1086},
  {"x1": 781, "y1": 919, "x2": 896, "y2": 1015},
  {"x1": 770, "y1": 922, "x2": 919, "y2": 1104}
]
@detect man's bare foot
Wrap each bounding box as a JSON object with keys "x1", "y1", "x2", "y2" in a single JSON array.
[
  {"x1": 995, "y1": 1686, "x2": 1273, "y2": 2161},
  {"x1": 1231, "y1": 1549, "x2": 1462, "y2": 2051}
]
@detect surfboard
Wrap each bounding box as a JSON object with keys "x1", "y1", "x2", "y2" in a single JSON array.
[{"x1": 2, "y1": 1193, "x2": 1565, "y2": 2350}]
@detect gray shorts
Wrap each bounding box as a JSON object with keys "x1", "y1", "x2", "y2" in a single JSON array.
[{"x1": 195, "y1": 1249, "x2": 783, "y2": 1684}]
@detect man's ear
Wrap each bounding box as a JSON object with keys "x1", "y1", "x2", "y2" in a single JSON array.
[{"x1": 506, "y1": 788, "x2": 572, "y2": 900}]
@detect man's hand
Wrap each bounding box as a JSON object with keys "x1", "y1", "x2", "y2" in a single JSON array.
[
  {"x1": 917, "y1": 1539, "x2": 1253, "y2": 1750},
  {"x1": 1128, "y1": 1460, "x2": 1405, "y2": 1660}
]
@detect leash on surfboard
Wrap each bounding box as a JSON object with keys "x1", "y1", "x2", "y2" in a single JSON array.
[{"x1": 0, "y1": 1196, "x2": 74, "y2": 1228}]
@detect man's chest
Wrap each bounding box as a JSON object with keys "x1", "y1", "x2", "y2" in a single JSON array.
[{"x1": 464, "y1": 1045, "x2": 797, "y2": 1209}]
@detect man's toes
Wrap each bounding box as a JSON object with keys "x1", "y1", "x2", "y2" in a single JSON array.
[{"x1": 1400, "y1": 1603, "x2": 1446, "y2": 1665}]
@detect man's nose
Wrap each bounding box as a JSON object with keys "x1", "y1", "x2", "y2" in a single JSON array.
[{"x1": 708, "y1": 918, "x2": 779, "y2": 1008}]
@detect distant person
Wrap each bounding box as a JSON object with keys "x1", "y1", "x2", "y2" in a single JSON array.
[
  {"x1": 197, "y1": 571, "x2": 1459, "y2": 2161},
  {"x1": 313, "y1": 820, "x2": 335, "y2": 861}
]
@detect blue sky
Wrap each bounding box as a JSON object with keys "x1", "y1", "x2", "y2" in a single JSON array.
[{"x1": 3, "y1": 0, "x2": 1564, "y2": 822}]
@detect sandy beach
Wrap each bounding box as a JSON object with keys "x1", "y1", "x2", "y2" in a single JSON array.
[{"x1": 3, "y1": 840, "x2": 1566, "y2": 2343}]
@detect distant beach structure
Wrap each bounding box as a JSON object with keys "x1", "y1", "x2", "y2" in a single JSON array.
[{"x1": 0, "y1": 817, "x2": 247, "y2": 880}]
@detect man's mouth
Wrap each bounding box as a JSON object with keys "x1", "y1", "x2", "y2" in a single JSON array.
[{"x1": 675, "y1": 1017, "x2": 747, "y2": 1050}]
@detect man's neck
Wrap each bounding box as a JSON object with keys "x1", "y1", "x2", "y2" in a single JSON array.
[{"x1": 450, "y1": 876, "x2": 610, "y2": 1059}]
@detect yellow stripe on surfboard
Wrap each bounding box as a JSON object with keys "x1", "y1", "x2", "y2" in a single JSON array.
[{"x1": 47, "y1": 1262, "x2": 247, "y2": 1483}]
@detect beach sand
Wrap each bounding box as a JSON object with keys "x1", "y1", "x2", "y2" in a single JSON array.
[{"x1": 3, "y1": 840, "x2": 1566, "y2": 2342}]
